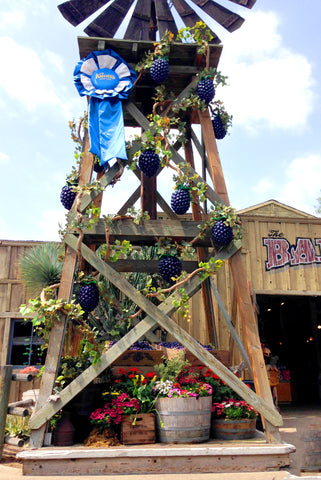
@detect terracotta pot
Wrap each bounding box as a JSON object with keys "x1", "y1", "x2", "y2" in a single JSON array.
[
  {"x1": 53, "y1": 412, "x2": 75, "y2": 446},
  {"x1": 155, "y1": 396, "x2": 212, "y2": 444},
  {"x1": 211, "y1": 417, "x2": 256, "y2": 440}
]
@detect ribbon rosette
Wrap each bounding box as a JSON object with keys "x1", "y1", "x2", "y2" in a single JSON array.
[{"x1": 74, "y1": 49, "x2": 137, "y2": 167}]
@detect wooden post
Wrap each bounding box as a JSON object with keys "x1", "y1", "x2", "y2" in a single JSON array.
[
  {"x1": 30, "y1": 129, "x2": 94, "y2": 448},
  {"x1": 0, "y1": 365, "x2": 13, "y2": 459},
  {"x1": 184, "y1": 130, "x2": 217, "y2": 344},
  {"x1": 141, "y1": 174, "x2": 157, "y2": 219},
  {"x1": 198, "y1": 108, "x2": 281, "y2": 443}
]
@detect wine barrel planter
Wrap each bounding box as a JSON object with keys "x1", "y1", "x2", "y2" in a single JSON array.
[
  {"x1": 155, "y1": 396, "x2": 212, "y2": 443},
  {"x1": 211, "y1": 418, "x2": 256, "y2": 440}
]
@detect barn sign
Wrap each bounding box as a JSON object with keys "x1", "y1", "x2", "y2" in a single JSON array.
[{"x1": 263, "y1": 230, "x2": 321, "y2": 271}]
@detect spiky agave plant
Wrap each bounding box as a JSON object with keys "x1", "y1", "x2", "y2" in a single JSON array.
[
  {"x1": 88, "y1": 246, "x2": 162, "y2": 340},
  {"x1": 18, "y1": 243, "x2": 64, "y2": 299}
]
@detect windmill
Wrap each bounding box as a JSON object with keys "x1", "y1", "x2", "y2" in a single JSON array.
[{"x1": 28, "y1": 0, "x2": 283, "y2": 452}]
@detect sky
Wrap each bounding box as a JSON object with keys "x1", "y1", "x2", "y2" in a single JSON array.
[{"x1": 0, "y1": 0, "x2": 321, "y2": 241}]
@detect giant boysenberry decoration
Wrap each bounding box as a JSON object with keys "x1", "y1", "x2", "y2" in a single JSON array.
[
  {"x1": 212, "y1": 220, "x2": 233, "y2": 246},
  {"x1": 197, "y1": 78, "x2": 215, "y2": 104},
  {"x1": 78, "y1": 283, "x2": 100, "y2": 312},
  {"x1": 158, "y1": 256, "x2": 182, "y2": 284},
  {"x1": 212, "y1": 116, "x2": 227, "y2": 140},
  {"x1": 171, "y1": 188, "x2": 190, "y2": 215},
  {"x1": 60, "y1": 185, "x2": 77, "y2": 210},
  {"x1": 138, "y1": 149, "x2": 160, "y2": 177},
  {"x1": 150, "y1": 58, "x2": 169, "y2": 84}
]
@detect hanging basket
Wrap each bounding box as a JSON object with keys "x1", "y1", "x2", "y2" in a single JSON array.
[{"x1": 211, "y1": 418, "x2": 257, "y2": 440}]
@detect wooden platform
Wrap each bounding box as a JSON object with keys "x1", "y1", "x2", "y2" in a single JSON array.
[{"x1": 17, "y1": 436, "x2": 295, "y2": 476}]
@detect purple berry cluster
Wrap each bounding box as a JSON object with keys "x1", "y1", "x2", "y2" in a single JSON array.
[
  {"x1": 171, "y1": 189, "x2": 190, "y2": 215},
  {"x1": 60, "y1": 185, "x2": 77, "y2": 210},
  {"x1": 212, "y1": 116, "x2": 227, "y2": 140},
  {"x1": 78, "y1": 283, "x2": 100, "y2": 312},
  {"x1": 212, "y1": 220, "x2": 233, "y2": 246},
  {"x1": 138, "y1": 149, "x2": 160, "y2": 177},
  {"x1": 150, "y1": 58, "x2": 169, "y2": 84},
  {"x1": 197, "y1": 78, "x2": 215, "y2": 104},
  {"x1": 158, "y1": 256, "x2": 182, "y2": 284}
]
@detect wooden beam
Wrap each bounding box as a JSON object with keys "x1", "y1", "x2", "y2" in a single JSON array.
[
  {"x1": 156, "y1": 192, "x2": 178, "y2": 220},
  {"x1": 29, "y1": 316, "x2": 157, "y2": 430},
  {"x1": 106, "y1": 259, "x2": 198, "y2": 273},
  {"x1": 198, "y1": 109, "x2": 229, "y2": 204},
  {"x1": 29, "y1": 236, "x2": 248, "y2": 429},
  {"x1": 0, "y1": 365, "x2": 13, "y2": 459},
  {"x1": 199, "y1": 107, "x2": 281, "y2": 442},
  {"x1": 30, "y1": 130, "x2": 94, "y2": 449},
  {"x1": 125, "y1": 101, "x2": 226, "y2": 207},
  {"x1": 30, "y1": 235, "x2": 281, "y2": 429},
  {"x1": 67, "y1": 235, "x2": 281, "y2": 426},
  {"x1": 84, "y1": 219, "x2": 212, "y2": 245},
  {"x1": 185, "y1": 133, "x2": 217, "y2": 344},
  {"x1": 117, "y1": 186, "x2": 141, "y2": 215},
  {"x1": 209, "y1": 277, "x2": 251, "y2": 371}
]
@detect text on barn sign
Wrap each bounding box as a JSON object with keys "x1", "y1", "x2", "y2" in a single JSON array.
[{"x1": 263, "y1": 236, "x2": 321, "y2": 271}]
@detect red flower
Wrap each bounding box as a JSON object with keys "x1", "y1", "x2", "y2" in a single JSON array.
[
  {"x1": 129, "y1": 367, "x2": 139, "y2": 372},
  {"x1": 129, "y1": 374, "x2": 135, "y2": 378},
  {"x1": 145, "y1": 371, "x2": 155, "y2": 378},
  {"x1": 118, "y1": 368, "x2": 127, "y2": 375}
]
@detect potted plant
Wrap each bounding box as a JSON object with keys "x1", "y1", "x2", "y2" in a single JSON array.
[
  {"x1": 89, "y1": 367, "x2": 158, "y2": 445},
  {"x1": 211, "y1": 398, "x2": 258, "y2": 440},
  {"x1": 153, "y1": 356, "x2": 213, "y2": 443}
]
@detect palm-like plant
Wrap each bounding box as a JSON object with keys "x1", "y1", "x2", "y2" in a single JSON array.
[{"x1": 18, "y1": 243, "x2": 64, "y2": 299}]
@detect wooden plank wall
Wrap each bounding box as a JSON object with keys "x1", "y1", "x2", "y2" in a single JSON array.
[
  {"x1": 214, "y1": 211, "x2": 321, "y2": 366},
  {"x1": 0, "y1": 240, "x2": 43, "y2": 402}
]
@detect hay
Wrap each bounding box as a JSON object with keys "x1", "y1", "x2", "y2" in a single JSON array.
[{"x1": 84, "y1": 427, "x2": 121, "y2": 447}]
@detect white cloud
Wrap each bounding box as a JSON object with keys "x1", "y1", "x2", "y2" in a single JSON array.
[
  {"x1": 0, "y1": 152, "x2": 10, "y2": 163},
  {"x1": 38, "y1": 209, "x2": 66, "y2": 241},
  {"x1": 252, "y1": 178, "x2": 274, "y2": 196},
  {"x1": 45, "y1": 50, "x2": 64, "y2": 73},
  {"x1": 218, "y1": 11, "x2": 315, "y2": 131},
  {"x1": 0, "y1": 10, "x2": 25, "y2": 32},
  {"x1": 0, "y1": 37, "x2": 73, "y2": 115},
  {"x1": 278, "y1": 154, "x2": 321, "y2": 214}
]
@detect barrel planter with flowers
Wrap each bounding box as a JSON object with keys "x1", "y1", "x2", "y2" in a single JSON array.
[
  {"x1": 211, "y1": 399, "x2": 258, "y2": 440},
  {"x1": 153, "y1": 358, "x2": 213, "y2": 444},
  {"x1": 155, "y1": 395, "x2": 212, "y2": 443}
]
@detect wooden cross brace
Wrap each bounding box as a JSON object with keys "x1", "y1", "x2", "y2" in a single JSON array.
[{"x1": 29, "y1": 234, "x2": 282, "y2": 444}]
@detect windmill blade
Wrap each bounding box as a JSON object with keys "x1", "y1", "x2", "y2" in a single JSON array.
[
  {"x1": 58, "y1": 0, "x2": 110, "y2": 27},
  {"x1": 124, "y1": 0, "x2": 154, "y2": 41},
  {"x1": 84, "y1": 0, "x2": 136, "y2": 38},
  {"x1": 227, "y1": 0, "x2": 257, "y2": 8},
  {"x1": 192, "y1": 0, "x2": 244, "y2": 33},
  {"x1": 172, "y1": 0, "x2": 221, "y2": 43},
  {"x1": 155, "y1": 0, "x2": 179, "y2": 39}
]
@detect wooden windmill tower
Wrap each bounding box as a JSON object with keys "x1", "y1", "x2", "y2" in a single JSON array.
[{"x1": 28, "y1": 0, "x2": 283, "y2": 449}]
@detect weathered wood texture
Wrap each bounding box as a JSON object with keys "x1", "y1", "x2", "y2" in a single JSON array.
[
  {"x1": 19, "y1": 441, "x2": 293, "y2": 477},
  {"x1": 0, "y1": 365, "x2": 13, "y2": 459},
  {"x1": 58, "y1": 0, "x2": 256, "y2": 42},
  {"x1": 199, "y1": 105, "x2": 280, "y2": 442}
]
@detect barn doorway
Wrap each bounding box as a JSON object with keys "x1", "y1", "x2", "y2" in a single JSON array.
[{"x1": 256, "y1": 294, "x2": 321, "y2": 404}]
